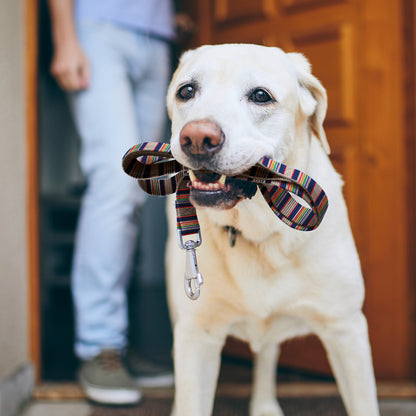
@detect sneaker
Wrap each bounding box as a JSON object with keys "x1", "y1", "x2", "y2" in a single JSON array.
[
  {"x1": 79, "y1": 349, "x2": 141, "y2": 405},
  {"x1": 124, "y1": 348, "x2": 174, "y2": 388}
]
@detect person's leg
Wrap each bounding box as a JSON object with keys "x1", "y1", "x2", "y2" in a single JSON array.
[
  {"x1": 129, "y1": 35, "x2": 171, "y2": 140},
  {"x1": 70, "y1": 21, "x2": 146, "y2": 361},
  {"x1": 122, "y1": 34, "x2": 175, "y2": 387}
]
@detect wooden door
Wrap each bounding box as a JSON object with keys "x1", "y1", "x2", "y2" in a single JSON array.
[{"x1": 181, "y1": 0, "x2": 416, "y2": 379}]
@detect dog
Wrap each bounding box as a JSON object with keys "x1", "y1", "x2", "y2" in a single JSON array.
[{"x1": 164, "y1": 44, "x2": 379, "y2": 416}]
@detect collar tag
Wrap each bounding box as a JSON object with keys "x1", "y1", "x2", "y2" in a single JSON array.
[{"x1": 226, "y1": 226, "x2": 237, "y2": 248}]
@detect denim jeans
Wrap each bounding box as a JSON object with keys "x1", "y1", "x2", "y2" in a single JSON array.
[{"x1": 69, "y1": 21, "x2": 171, "y2": 359}]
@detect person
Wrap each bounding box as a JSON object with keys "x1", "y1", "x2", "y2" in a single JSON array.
[{"x1": 47, "y1": 0, "x2": 175, "y2": 405}]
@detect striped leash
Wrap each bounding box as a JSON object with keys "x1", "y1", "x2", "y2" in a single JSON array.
[{"x1": 122, "y1": 142, "x2": 329, "y2": 300}]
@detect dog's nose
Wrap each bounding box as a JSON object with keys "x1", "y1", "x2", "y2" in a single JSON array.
[{"x1": 179, "y1": 120, "x2": 225, "y2": 157}]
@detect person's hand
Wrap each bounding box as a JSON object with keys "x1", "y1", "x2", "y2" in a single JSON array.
[{"x1": 50, "y1": 39, "x2": 90, "y2": 91}]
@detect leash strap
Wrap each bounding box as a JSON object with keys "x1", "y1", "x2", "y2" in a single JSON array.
[
  {"x1": 122, "y1": 141, "x2": 328, "y2": 234},
  {"x1": 240, "y1": 157, "x2": 328, "y2": 231},
  {"x1": 122, "y1": 142, "x2": 201, "y2": 238}
]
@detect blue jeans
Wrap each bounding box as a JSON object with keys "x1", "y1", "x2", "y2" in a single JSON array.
[{"x1": 69, "y1": 21, "x2": 171, "y2": 359}]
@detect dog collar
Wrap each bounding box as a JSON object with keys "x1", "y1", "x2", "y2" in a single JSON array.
[{"x1": 122, "y1": 141, "x2": 329, "y2": 299}]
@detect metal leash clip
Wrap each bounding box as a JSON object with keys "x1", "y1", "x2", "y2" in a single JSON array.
[{"x1": 178, "y1": 231, "x2": 203, "y2": 300}]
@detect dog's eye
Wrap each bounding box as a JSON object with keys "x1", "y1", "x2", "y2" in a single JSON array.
[
  {"x1": 248, "y1": 88, "x2": 274, "y2": 104},
  {"x1": 177, "y1": 84, "x2": 196, "y2": 101}
]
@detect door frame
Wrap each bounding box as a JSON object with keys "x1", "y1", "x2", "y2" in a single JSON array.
[
  {"x1": 26, "y1": 0, "x2": 41, "y2": 380},
  {"x1": 404, "y1": 0, "x2": 416, "y2": 354}
]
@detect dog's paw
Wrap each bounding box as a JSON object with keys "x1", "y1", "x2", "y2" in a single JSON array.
[{"x1": 250, "y1": 400, "x2": 284, "y2": 416}]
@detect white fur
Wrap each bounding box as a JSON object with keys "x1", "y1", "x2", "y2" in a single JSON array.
[{"x1": 165, "y1": 44, "x2": 379, "y2": 416}]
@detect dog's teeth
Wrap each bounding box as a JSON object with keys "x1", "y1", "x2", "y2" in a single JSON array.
[
  {"x1": 189, "y1": 170, "x2": 197, "y2": 182},
  {"x1": 189, "y1": 171, "x2": 226, "y2": 191}
]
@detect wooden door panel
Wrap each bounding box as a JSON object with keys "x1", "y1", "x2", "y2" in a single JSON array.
[
  {"x1": 291, "y1": 24, "x2": 355, "y2": 124},
  {"x1": 211, "y1": 0, "x2": 277, "y2": 45},
  {"x1": 274, "y1": 13, "x2": 357, "y2": 373},
  {"x1": 193, "y1": 0, "x2": 360, "y2": 377},
  {"x1": 280, "y1": 336, "x2": 331, "y2": 375},
  {"x1": 279, "y1": 0, "x2": 346, "y2": 14},
  {"x1": 213, "y1": 0, "x2": 274, "y2": 24},
  {"x1": 181, "y1": 0, "x2": 415, "y2": 379},
  {"x1": 212, "y1": 23, "x2": 275, "y2": 46}
]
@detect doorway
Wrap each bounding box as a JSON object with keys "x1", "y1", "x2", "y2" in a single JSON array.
[{"x1": 36, "y1": 0, "x2": 172, "y2": 380}]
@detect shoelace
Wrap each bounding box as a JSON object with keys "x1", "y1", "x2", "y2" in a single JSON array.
[{"x1": 122, "y1": 142, "x2": 329, "y2": 299}]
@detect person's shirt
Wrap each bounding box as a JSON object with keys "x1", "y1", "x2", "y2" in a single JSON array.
[{"x1": 75, "y1": 0, "x2": 175, "y2": 41}]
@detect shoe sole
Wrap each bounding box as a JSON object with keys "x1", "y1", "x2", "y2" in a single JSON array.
[
  {"x1": 134, "y1": 373, "x2": 175, "y2": 388},
  {"x1": 80, "y1": 380, "x2": 142, "y2": 405}
]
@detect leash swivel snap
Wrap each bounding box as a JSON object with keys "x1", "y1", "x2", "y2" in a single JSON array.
[
  {"x1": 181, "y1": 238, "x2": 203, "y2": 300},
  {"x1": 178, "y1": 230, "x2": 203, "y2": 300}
]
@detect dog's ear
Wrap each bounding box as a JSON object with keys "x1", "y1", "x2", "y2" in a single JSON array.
[{"x1": 287, "y1": 52, "x2": 330, "y2": 154}]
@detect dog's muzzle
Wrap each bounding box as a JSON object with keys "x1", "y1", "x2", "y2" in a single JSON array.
[{"x1": 179, "y1": 120, "x2": 257, "y2": 208}]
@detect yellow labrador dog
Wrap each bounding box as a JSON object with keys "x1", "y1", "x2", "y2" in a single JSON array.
[{"x1": 165, "y1": 44, "x2": 379, "y2": 416}]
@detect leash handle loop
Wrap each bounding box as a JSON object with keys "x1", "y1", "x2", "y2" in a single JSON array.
[
  {"x1": 121, "y1": 142, "x2": 328, "y2": 233},
  {"x1": 122, "y1": 142, "x2": 185, "y2": 196},
  {"x1": 255, "y1": 156, "x2": 328, "y2": 231}
]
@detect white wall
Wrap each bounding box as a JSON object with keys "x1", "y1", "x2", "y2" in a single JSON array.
[{"x1": 0, "y1": 0, "x2": 29, "y2": 385}]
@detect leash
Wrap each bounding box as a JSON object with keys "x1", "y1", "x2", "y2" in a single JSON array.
[{"x1": 122, "y1": 142, "x2": 329, "y2": 299}]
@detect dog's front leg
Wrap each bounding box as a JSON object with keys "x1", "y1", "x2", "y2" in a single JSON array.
[
  {"x1": 250, "y1": 343, "x2": 284, "y2": 416},
  {"x1": 316, "y1": 311, "x2": 380, "y2": 416},
  {"x1": 171, "y1": 320, "x2": 225, "y2": 416}
]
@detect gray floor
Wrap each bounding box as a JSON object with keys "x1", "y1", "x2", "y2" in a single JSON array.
[
  {"x1": 20, "y1": 401, "x2": 90, "y2": 416},
  {"x1": 19, "y1": 399, "x2": 416, "y2": 416}
]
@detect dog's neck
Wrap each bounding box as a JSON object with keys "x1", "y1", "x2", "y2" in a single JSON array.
[{"x1": 197, "y1": 190, "x2": 288, "y2": 244}]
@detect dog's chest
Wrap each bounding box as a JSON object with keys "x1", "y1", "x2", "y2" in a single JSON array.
[
  {"x1": 215, "y1": 239, "x2": 316, "y2": 350},
  {"x1": 202, "y1": 227, "x2": 313, "y2": 317},
  {"x1": 228, "y1": 314, "x2": 312, "y2": 353}
]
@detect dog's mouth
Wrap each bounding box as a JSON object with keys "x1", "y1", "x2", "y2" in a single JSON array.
[{"x1": 188, "y1": 170, "x2": 258, "y2": 209}]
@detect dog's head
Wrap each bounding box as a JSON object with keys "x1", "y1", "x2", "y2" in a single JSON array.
[{"x1": 167, "y1": 44, "x2": 329, "y2": 209}]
